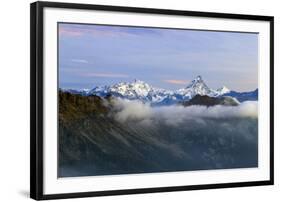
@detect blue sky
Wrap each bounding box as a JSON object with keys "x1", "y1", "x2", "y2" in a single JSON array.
[{"x1": 59, "y1": 23, "x2": 258, "y2": 91}]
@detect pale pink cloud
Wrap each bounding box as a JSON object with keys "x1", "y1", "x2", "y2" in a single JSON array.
[
  {"x1": 59, "y1": 27, "x2": 83, "y2": 37},
  {"x1": 88, "y1": 29, "x2": 139, "y2": 38},
  {"x1": 71, "y1": 59, "x2": 88, "y2": 64},
  {"x1": 81, "y1": 72, "x2": 129, "y2": 78},
  {"x1": 164, "y1": 79, "x2": 189, "y2": 85},
  {"x1": 59, "y1": 26, "x2": 138, "y2": 38},
  {"x1": 89, "y1": 29, "x2": 123, "y2": 37}
]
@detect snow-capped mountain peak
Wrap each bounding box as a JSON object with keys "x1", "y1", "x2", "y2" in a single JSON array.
[
  {"x1": 87, "y1": 76, "x2": 222, "y2": 104},
  {"x1": 61, "y1": 88, "x2": 90, "y2": 95},
  {"x1": 78, "y1": 76, "x2": 256, "y2": 105},
  {"x1": 186, "y1": 75, "x2": 204, "y2": 88},
  {"x1": 110, "y1": 79, "x2": 153, "y2": 97},
  {"x1": 176, "y1": 75, "x2": 217, "y2": 99},
  {"x1": 216, "y1": 86, "x2": 230, "y2": 95}
]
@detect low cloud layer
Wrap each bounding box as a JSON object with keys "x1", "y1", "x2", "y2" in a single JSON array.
[
  {"x1": 112, "y1": 99, "x2": 152, "y2": 123},
  {"x1": 111, "y1": 99, "x2": 258, "y2": 126}
]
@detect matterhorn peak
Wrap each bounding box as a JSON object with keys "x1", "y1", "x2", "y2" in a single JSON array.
[
  {"x1": 191, "y1": 75, "x2": 204, "y2": 84},
  {"x1": 186, "y1": 75, "x2": 206, "y2": 88},
  {"x1": 194, "y1": 75, "x2": 203, "y2": 81}
]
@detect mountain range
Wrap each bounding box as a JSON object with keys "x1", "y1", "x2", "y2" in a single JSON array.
[{"x1": 62, "y1": 76, "x2": 258, "y2": 105}]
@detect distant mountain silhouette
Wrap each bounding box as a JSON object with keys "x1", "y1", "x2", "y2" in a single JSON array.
[{"x1": 182, "y1": 94, "x2": 240, "y2": 107}]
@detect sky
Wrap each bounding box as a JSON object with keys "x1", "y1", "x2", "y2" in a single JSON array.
[{"x1": 58, "y1": 23, "x2": 258, "y2": 91}]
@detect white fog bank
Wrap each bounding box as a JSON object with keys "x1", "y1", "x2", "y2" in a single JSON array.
[{"x1": 111, "y1": 99, "x2": 258, "y2": 125}]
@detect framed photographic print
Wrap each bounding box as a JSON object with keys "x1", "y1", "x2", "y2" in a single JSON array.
[{"x1": 30, "y1": 1, "x2": 274, "y2": 200}]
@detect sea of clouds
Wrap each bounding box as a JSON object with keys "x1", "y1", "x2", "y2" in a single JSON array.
[{"x1": 110, "y1": 98, "x2": 258, "y2": 126}]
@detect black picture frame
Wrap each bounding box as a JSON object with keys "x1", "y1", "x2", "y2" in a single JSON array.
[{"x1": 30, "y1": 1, "x2": 274, "y2": 200}]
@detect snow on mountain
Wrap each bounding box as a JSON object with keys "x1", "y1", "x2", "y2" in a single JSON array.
[
  {"x1": 86, "y1": 79, "x2": 168, "y2": 103},
  {"x1": 223, "y1": 89, "x2": 258, "y2": 102},
  {"x1": 176, "y1": 76, "x2": 218, "y2": 100},
  {"x1": 61, "y1": 88, "x2": 90, "y2": 95},
  {"x1": 216, "y1": 86, "x2": 230, "y2": 96},
  {"x1": 87, "y1": 85, "x2": 109, "y2": 97},
  {"x1": 68, "y1": 76, "x2": 256, "y2": 105},
  {"x1": 109, "y1": 80, "x2": 153, "y2": 99}
]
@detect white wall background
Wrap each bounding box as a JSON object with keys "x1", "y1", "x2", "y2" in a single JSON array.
[{"x1": 0, "y1": 0, "x2": 279, "y2": 201}]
